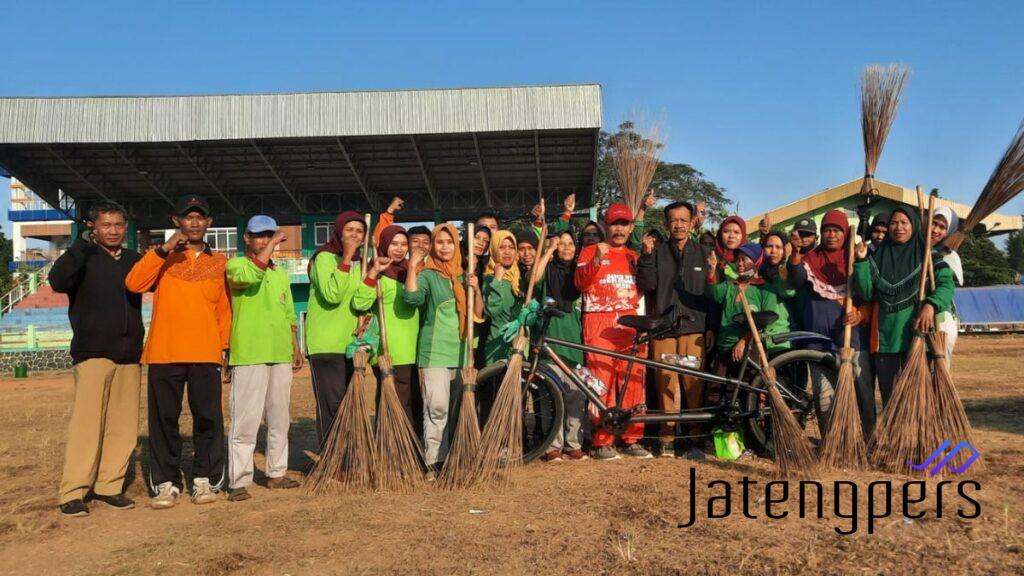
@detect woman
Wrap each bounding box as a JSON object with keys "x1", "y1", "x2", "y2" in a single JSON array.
[
  {"x1": 535, "y1": 231, "x2": 588, "y2": 462},
  {"x1": 715, "y1": 215, "x2": 747, "y2": 281},
  {"x1": 705, "y1": 243, "x2": 781, "y2": 378},
  {"x1": 482, "y1": 230, "x2": 523, "y2": 365},
  {"x1": 930, "y1": 207, "x2": 963, "y2": 364},
  {"x1": 853, "y1": 207, "x2": 955, "y2": 406},
  {"x1": 759, "y1": 230, "x2": 797, "y2": 354},
  {"x1": 578, "y1": 220, "x2": 604, "y2": 249},
  {"x1": 786, "y1": 210, "x2": 872, "y2": 434},
  {"x1": 403, "y1": 224, "x2": 483, "y2": 476},
  {"x1": 352, "y1": 225, "x2": 420, "y2": 427},
  {"x1": 305, "y1": 211, "x2": 369, "y2": 447}
]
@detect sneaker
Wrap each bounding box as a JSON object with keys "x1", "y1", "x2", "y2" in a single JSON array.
[
  {"x1": 92, "y1": 493, "x2": 135, "y2": 510},
  {"x1": 622, "y1": 444, "x2": 654, "y2": 459},
  {"x1": 267, "y1": 476, "x2": 300, "y2": 490},
  {"x1": 684, "y1": 446, "x2": 707, "y2": 461},
  {"x1": 541, "y1": 449, "x2": 564, "y2": 462},
  {"x1": 150, "y1": 482, "x2": 181, "y2": 510},
  {"x1": 592, "y1": 446, "x2": 621, "y2": 461},
  {"x1": 227, "y1": 487, "x2": 251, "y2": 502},
  {"x1": 563, "y1": 449, "x2": 588, "y2": 461},
  {"x1": 58, "y1": 499, "x2": 89, "y2": 517},
  {"x1": 190, "y1": 477, "x2": 218, "y2": 505},
  {"x1": 660, "y1": 443, "x2": 677, "y2": 459}
]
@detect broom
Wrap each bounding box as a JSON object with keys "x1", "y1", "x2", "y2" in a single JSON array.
[
  {"x1": 438, "y1": 222, "x2": 482, "y2": 489},
  {"x1": 610, "y1": 118, "x2": 663, "y2": 217},
  {"x1": 946, "y1": 119, "x2": 1024, "y2": 251},
  {"x1": 373, "y1": 243, "x2": 425, "y2": 491},
  {"x1": 475, "y1": 226, "x2": 548, "y2": 486},
  {"x1": 737, "y1": 290, "x2": 818, "y2": 478},
  {"x1": 859, "y1": 64, "x2": 911, "y2": 199},
  {"x1": 926, "y1": 331, "x2": 982, "y2": 474},
  {"x1": 869, "y1": 190, "x2": 942, "y2": 475},
  {"x1": 303, "y1": 214, "x2": 378, "y2": 494},
  {"x1": 819, "y1": 233, "x2": 868, "y2": 470}
]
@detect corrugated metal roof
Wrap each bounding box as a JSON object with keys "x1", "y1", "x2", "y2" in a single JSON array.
[{"x1": 0, "y1": 84, "x2": 603, "y2": 144}]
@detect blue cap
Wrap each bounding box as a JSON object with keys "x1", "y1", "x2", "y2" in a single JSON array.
[
  {"x1": 246, "y1": 215, "x2": 278, "y2": 234},
  {"x1": 737, "y1": 243, "x2": 763, "y2": 265}
]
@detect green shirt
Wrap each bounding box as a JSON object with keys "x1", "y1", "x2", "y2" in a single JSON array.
[
  {"x1": 352, "y1": 275, "x2": 420, "y2": 366},
  {"x1": 706, "y1": 279, "x2": 779, "y2": 352},
  {"x1": 483, "y1": 276, "x2": 522, "y2": 365},
  {"x1": 226, "y1": 257, "x2": 296, "y2": 366},
  {"x1": 761, "y1": 274, "x2": 797, "y2": 354},
  {"x1": 403, "y1": 269, "x2": 468, "y2": 368},
  {"x1": 306, "y1": 251, "x2": 364, "y2": 355},
  {"x1": 853, "y1": 260, "x2": 955, "y2": 354}
]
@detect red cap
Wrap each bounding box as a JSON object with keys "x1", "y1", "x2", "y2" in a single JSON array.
[{"x1": 605, "y1": 202, "x2": 633, "y2": 225}]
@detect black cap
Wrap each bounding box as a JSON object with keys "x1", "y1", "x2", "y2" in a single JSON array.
[
  {"x1": 174, "y1": 194, "x2": 210, "y2": 216},
  {"x1": 792, "y1": 217, "x2": 817, "y2": 234}
]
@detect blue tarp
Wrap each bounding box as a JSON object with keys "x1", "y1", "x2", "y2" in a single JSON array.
[{"x1": 953, "y1": 286, "x2": 1024, "y2": 325}]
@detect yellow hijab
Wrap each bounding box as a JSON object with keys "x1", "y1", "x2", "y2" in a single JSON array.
[{"x1": 484, "y1": 230, "x2": 521, "y2": 297}]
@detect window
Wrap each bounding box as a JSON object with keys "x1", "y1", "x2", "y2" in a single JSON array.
[
  {"x1": 314, "y1": 222, "x2": 334, "y2": 246},
  {"x1": 204, "y1": 228, "x2": 237, "y2": 253}
]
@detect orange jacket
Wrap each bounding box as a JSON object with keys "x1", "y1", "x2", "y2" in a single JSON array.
[{"x1": 125, "y1": 246, "x2": 232, "y2": 364}]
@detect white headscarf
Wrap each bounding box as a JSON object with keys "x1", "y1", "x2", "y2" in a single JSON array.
[{"x1": 933, "y1": 207, "x2": 963, "y2": 286}]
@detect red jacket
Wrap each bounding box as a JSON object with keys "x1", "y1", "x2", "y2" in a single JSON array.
[{"x1": 574, "y1": 244, "x2": 640, "y2": 314}]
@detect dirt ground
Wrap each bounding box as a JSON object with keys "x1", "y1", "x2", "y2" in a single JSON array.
[{"x1": 0, "y1": 335, "x2": 1021, "y2": 576}]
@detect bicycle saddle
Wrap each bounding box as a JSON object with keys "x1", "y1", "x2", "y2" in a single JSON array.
[
  {"x1": 731, "y1": 311, "x2": 779, "y2": 331},
  {"x1": 618, "y1": 313, "x2": 672, "y2": 333}
]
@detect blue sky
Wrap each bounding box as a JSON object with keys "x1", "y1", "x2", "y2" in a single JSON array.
[{"x1": 2, "y1": 0, "x2": 1023, "y2": 238}]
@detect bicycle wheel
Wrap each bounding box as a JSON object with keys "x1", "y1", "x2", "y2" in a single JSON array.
[
  {"x1": 744, "y1": 349, "x2": 838, "y2": 454},
  {"x1": 475, "y1": 360, "x2": 565, "y2": 464}
]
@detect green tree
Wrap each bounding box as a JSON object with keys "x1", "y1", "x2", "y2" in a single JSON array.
[
  {"x1": 1006, "y1": 229, "x2": 1024, "y2": 277},
  {"x1": 0, "y1": 228, "x2": 12, "y2": 294},
  {"x1": 594, "y1": 121, "x2": 731, "y2": 235},
  {"x1": 958, "y1": 232, "x2": 1016, "y2": 286}
]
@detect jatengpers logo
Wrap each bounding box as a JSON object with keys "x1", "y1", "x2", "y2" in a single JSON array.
[{"x1": 908, "y1": 440, "x2": 981, "y2": 477}]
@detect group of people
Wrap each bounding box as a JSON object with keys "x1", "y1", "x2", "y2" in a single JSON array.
[{"x1": 52, "y1": 188, "x2": 961, "y2": 517}]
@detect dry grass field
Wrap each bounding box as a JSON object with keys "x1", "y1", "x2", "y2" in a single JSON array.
[{"x1": 0, "y1": 335, "x2": 1021, "y2": 575}]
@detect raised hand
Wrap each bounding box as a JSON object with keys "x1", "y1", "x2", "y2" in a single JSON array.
[
  {"x1": 643, "y1": 190, "x2": 656, "y2": 209},
  {"x1": 341, "y1": 234, "x2": 361, "y2": 262},
  {"x1": 161, "y1": 230, "x2": 187, "y2": 253},
  {"x1": 706, "y1": 250, "x2": 718, "y2": 270},
  {"x1": 854, "y1": 241, "x2": 869, "y2": 260},
  {"x1": 387, "y1": 196, "x2": 405, "y2": 214},
  {"x1": 563, "y1": 193, "x2": 576, "y2": 214},
  {"x1": 271, "y1": 229, "x2": 288, "y2": 245},
  {"x1": 595, "y1": 241, "x2": 610, "y2": 262},
  {"x1": 642, "y1": 234, "x2": 656, "y2": 255},
  {"x1": 758, "y1": 214, "x2": 771, "y2": 236},
  {"x1": 368, "y1": 256, "x2": 393, "y2": 278},
  {"x1": 409, "y1": 246, "x2": 428, "y2": 267}
]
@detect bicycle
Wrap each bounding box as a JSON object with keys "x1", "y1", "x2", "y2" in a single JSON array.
[{"x1": 474, "y1": 301, "x2": 840, "y2": 463}]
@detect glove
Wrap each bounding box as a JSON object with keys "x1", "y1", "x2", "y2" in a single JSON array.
[{"x1": 497, "y1": 300, "x2": 541, "y2": 343}]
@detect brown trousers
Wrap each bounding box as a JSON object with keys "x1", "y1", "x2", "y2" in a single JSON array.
[
  {"x1": 59, "y1": 359, "x2": 141, "y2": 503},
  {"x1": 651, "y1": 333, "x2": 705, "y2": 443}
]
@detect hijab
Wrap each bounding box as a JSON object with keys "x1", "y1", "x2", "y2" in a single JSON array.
[
  {"x1": 422, "y1": 223, "x2": 469, "y2": 340},
  {"x1": 578, "y1": 220, "x2": 605, "y2": 248},
  {"x1": 308, "y1": 210, "x2": 364, "y2": 274},
  {"x1": 715, "y1": 215, "x2": 747, "y2": 264},
  {"x1": 759, "y1": 230, "x2": 789, "y2": 282},
  {"x1": 544, "y1": 231, "x2": 580, "y2": 311},
  {"x1": 802, "y1": 210, "x2": 850, "y2": 299},
  {"x1": 932, "y1": 207, "x2": 964, "y2": 286},
  {"x1": 868, "y1": 206, "x2": 946, "y2": 313},
  {"x1": 377, "y1": 224, "x2": 409, "y2": 283},
  {"x1": 484, "y1": 230, "x2": 522, "y2": 297}
]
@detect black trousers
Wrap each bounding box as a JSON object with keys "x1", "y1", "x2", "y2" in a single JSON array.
[
  {"x1": 308, "y1": 353, "x2": 354, "y2": 447},
  {"x1": 147, "y1": 363, "x2": 225, "y2": 494},
  {"x1": 873, "y1": 353, "x2": 905, "y2": 408},
  {"x1": 372, "y1": 363, "x2": 421, "y2": 432}
]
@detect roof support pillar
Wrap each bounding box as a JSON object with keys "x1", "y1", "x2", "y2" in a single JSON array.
[{"x1": 335, "y1": 138, "x2": 374, "y2": 210}]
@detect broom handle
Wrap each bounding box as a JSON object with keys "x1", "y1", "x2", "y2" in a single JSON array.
[
  {"x1": 738, "y1": 290, "x2": 772, "y2": 373},
  {"x1": 466, "y1": 223, "x2": 475, "y2": 351},
  {"x1": 361, "y1": 213, "x2": 372, "y2": 280},
  {"x1": 521, "y1": 224, "x2": 548, "y2": 305},
  {"x1": 842, "y1": 231, "x2": 856, "y2": 348},
  {"x1": 917, "y1": 187, "x2": 935, "y2": 302},
  {"x1": 375, "y1": 281, "x2": 389, "y2": 353}
]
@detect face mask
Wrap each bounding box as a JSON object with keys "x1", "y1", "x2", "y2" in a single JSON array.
[
  {"x1": 739, "y1": 268, "x2": 756, "y2": 282},
  {"x1": 581, "y1": 232, "x2": 601, "y2": 246}
]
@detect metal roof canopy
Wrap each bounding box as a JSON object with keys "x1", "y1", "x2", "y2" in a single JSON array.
[{"x1": 0, "y1": 84, "x2": 602, "y2": 227}]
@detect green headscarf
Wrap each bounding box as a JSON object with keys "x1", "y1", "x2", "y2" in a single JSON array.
[{"x1": 867, "y1": 206, "x2": 946, "y2": 313}]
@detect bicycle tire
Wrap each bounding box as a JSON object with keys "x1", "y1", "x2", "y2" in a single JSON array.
[
  {"x1": 744, "y1": 348, "x2": 838, "y2": 454},
  {"x1": 475, "y1": 360, "x2": 566, "y2": 464}
]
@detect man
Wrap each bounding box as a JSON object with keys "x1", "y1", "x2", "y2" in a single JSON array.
[
  {"x1": 50, "y1": 202, "x2": 143, "y2": 517},
  {"x1": 575, "y1": 202, "x2": 651, "y2": 460},
  {"x1": 637, "y1": 201, "x2": 710, "y2": 459},
  {"x1": 791, "y1": 217, "x2": 818, "y2": 255},
  {"x1": 408, "y1": 225, "x2": 432, "y2": 262},
  {"x1": 476, "y1": 211, "x2": 500, "y2": 234},
  {"x1": 224, "y1": 216, "x2": 303, "y2": 502},
  {"x1": 126, "y1": 194, "x2": 232, "y2": 509},
  {"x1": 868, "y1": 212, "x2": 889, "y2": 253}
]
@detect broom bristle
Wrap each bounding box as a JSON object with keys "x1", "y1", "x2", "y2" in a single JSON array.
[
  {"x1": 373, "y1": 355, "x2": 424, "y2": 492},
  {"x1": 763, "y1": 365, "x2": 818, "y2": 478},
  {"x1": 927, "y1": 332, "x2": 983, "y2": 473},
  {"x1": 859, "y1": 64, "x2": 911, "y2": 196},
  {"x1": 947, "y1": 119, "x2": 1024, "y2": 251},
  {"x1": 475, "y1": 337, "x2": 527, "y2": 486},
  {"x1": 869, "y1": 337, "x2": 940, "y2": 475},
  {"x1": 303, "y1": 349, "x2": 377, "y2": 494},
  {"x1": 610, "y1": 118, "x2": 663, "y2": 216},
  {"x1": 819, "y1": 347, "x2": 868, "y2": 470},
  {"x1": 438, "y1": 369, "x2": 482, "y2": 490}
]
